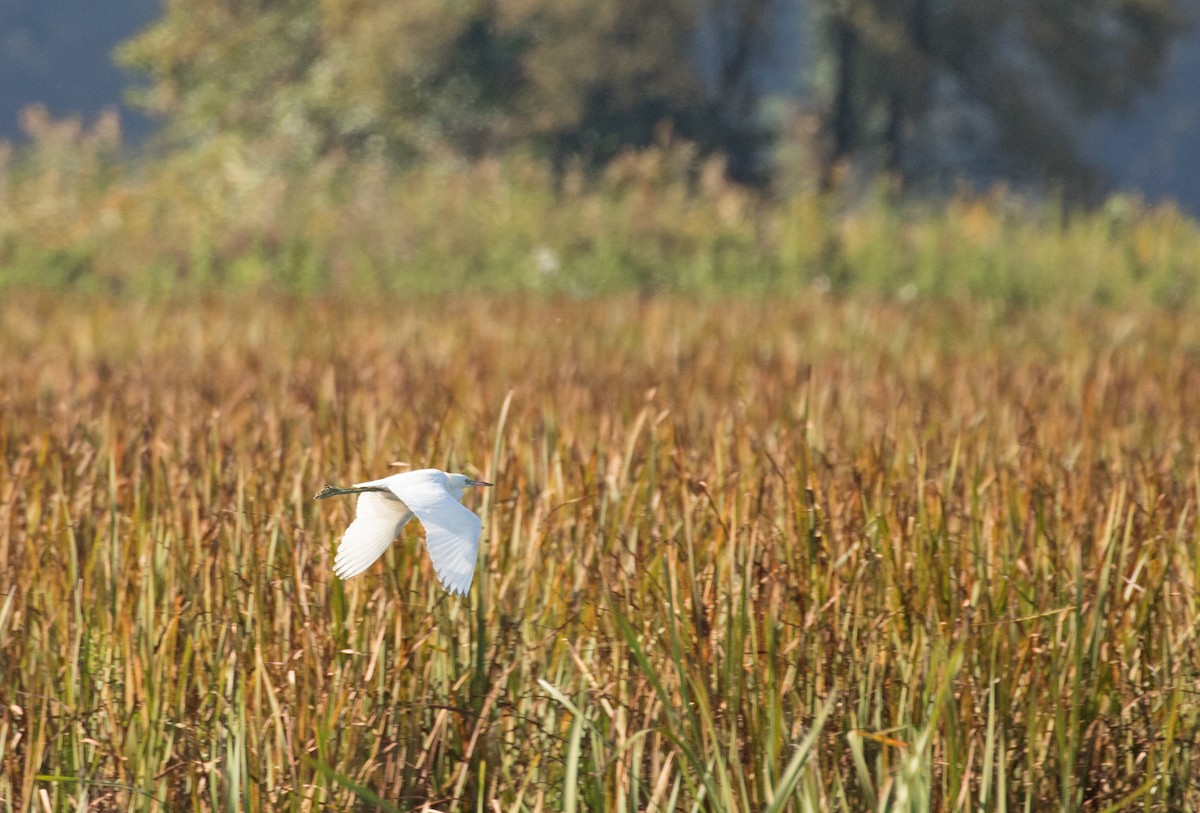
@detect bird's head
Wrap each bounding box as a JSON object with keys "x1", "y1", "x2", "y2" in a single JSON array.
[{"x1": 446, "y1": 472, "x2": 493, "y2": 500}]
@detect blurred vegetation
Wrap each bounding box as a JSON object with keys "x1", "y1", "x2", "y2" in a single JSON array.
[
  {"x1": 2, "y1": 101, "x2": 1200, "y2": 306},
  {"x1": 810, "y1": 0, "x2": 1190, "y2": 191},
  {"x1": 0, "y1": 0, "x2": 1195, "y2": 302},
  {"x1": 114, "y1": 0, "x2": 757, "y2": 173},
  {"x1": 114, "y1": 0, "x2": 1189, "y2": 188}
]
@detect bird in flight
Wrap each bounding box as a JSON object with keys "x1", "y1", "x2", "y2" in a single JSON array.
[{"x1": 315, "y1": 469, "x2": 492, "y2": 595}]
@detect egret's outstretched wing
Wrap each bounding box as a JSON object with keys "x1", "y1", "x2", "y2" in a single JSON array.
[
  {"x1": 333, "y1": 491, "x2": 415, "y2": 579},
  {"x1": 392, "y1": 477, "x2": 482, "y2": 596}
]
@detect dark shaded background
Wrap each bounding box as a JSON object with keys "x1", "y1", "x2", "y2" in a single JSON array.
[{"x1": 2, "y1": 0, "x2": 1197, "y2": 213}]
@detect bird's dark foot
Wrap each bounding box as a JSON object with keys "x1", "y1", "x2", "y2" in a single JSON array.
[{"x1": 315, "y1": 483, "x2": 390, "y2": 500}]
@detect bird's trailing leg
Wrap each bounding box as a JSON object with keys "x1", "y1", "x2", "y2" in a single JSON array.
[{"x1": 314, "y1": 484, "x2": 391, "y2": 500}]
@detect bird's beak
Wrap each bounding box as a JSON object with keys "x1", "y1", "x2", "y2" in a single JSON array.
[{"x1": 467, "y1": 478, "x2": 493, "y2": 487}]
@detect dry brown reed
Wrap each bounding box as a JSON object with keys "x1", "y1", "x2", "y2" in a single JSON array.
[{"x1": 1, "y1": 295, "x2": 1198, "y2": 811}]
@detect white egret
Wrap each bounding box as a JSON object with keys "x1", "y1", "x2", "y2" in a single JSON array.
[{"x1": 315, "y1": 469, "x2": 492, "y2": 595}]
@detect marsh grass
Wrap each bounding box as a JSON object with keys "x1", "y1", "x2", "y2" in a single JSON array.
[
  {"x1": 3, "y1": 113, "x2": 1200, "y2": 307},
  {"x1": 1, "y1": 295, "x2": 1199, "y2": 810}
]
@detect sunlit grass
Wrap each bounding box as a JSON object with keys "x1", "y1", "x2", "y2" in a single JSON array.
[
  {"x1": 3, "y1": 111, "x2": 1200, "y2": 307},
  {"x1": 1, "y1": 294, "x2": 1199, "y2": 810}
]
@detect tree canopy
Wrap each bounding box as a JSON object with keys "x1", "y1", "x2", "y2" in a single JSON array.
[
  {"x1": 117, "y1": 0, "x2": 755, "y2": 168},
  {"x1": 814, "y1": 0, "x2": 1190, "y2": 193},
  {"x1": 117, "y1": 0, "x2": 1190, "y2": 192}
]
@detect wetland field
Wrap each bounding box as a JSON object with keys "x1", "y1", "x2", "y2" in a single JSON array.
[{"x1": 2, "y1": 295, "x2": 1199, "y2": 811}]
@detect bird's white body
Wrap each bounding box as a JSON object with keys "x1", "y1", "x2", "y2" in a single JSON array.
[{"x1": 324, "y1": 469, "x2": 489, "y2": 595}]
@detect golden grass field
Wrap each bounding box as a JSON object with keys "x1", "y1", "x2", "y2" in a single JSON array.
[{"x1": 2, "y1": 295, "x2": 1199, "y2": 811}]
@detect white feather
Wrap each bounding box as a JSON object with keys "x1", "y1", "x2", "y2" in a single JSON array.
[
  {"x1": 385, "y1": 471, "x2": 482, "y2": 596},
  {"x1": 329, "y1": 469, "x2": 484, "y2": 595},
  {"x1": 333, "y1": 490, "x2": 414, "y2": 579}
]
